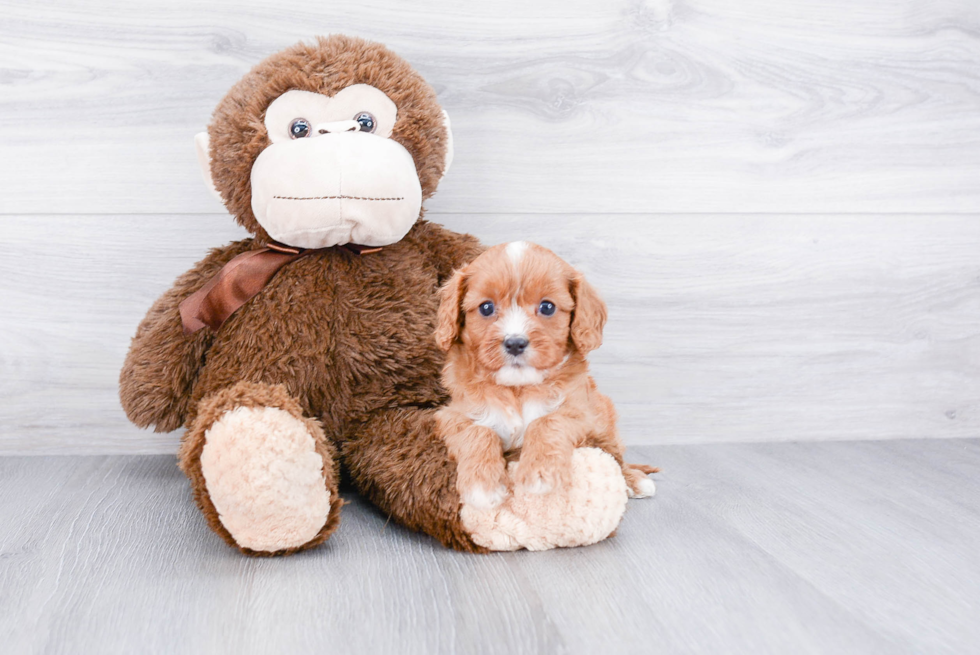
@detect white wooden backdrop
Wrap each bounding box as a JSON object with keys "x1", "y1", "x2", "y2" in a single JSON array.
[{"x1": 1, "y1": 0, "x2": 978, "y2": 453}]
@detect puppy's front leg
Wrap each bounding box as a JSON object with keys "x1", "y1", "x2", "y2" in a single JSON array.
[
  {"x1": 438, "y1": 410, "x2": 510, "y2": 509},
  {"x1": 514, "y1": 412, "x2": 583, "y2": 494}
]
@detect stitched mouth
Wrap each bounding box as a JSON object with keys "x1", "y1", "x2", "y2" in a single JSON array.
[{"x1": 272, "y1": 194, "x2": 404, "y2": 201}]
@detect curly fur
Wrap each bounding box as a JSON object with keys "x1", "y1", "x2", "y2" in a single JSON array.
[{"x1": 434, "y1": 243, "x2": 657, "y2": 504}]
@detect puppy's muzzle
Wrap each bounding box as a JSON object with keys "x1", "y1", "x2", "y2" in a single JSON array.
[{"x1": 503, "y1": 335, "x2": 529, "y2": 356}]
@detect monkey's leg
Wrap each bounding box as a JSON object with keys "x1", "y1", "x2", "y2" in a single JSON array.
[
  {"x1": 178, "y1": 381, "x2": 343, "y2": 556},
  {"x1": 343, "y1": 407, "x2": 629, "y2": 552},
  {"x1": 341, "y1": 407, "x2": 487, "y2": 552}
]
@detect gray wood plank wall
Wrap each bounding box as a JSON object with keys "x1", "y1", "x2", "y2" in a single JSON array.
[{"x1": 1, "y1": 0, "x2": 978, "y2": 453}]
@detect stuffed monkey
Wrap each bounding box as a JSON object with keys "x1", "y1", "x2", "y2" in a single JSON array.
[{"x1": 120, "y1": 36, "x2": 634, "y2": 555}]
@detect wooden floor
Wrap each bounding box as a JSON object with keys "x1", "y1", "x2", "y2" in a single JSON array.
[{"x1": 2, "y1": 440, "x2": 977, "y2": 654}]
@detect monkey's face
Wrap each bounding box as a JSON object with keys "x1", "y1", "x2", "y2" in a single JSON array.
[
  {"x1": 197, "y1": 37, "x2": 454, "y2": 250},
  {"x1": 249, "y1": 85, "x2": 423, "y2": 249}
]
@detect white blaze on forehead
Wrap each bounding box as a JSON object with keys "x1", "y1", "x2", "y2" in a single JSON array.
[
  {"x1": 506, "y1": 241, "x2": 529, "y2": 265},
  {"x1": 500, "y1": 302, "x2": 531, "y2": 338}
]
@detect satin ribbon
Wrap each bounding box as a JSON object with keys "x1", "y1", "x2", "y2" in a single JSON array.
[{"x1": 179, "y1": 242, "x2": 381, "y2": 335}]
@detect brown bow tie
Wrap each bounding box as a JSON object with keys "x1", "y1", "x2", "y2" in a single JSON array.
[{"x1": 179, "y1": 241, "x2": 382, "y2": 335}]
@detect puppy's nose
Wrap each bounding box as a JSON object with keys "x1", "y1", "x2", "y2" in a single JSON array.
[{"x1": 504, "y1": 336, "x2": 529, "y2": 356}]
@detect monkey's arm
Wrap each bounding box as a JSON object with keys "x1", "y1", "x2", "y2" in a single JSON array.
[{"x1": 119, "y1": 240, "x2": 255, "y2": 432}]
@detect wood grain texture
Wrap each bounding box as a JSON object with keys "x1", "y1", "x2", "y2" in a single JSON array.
[
  {"x1": 0, "y1": 0, "x2": 977, "y2": 214},
  {"x1": 1, "y1": 441, "x2": 978, "y2": 654},
  {"x1": 2, "y1": 213, "x2": 978, "y2": 453}
]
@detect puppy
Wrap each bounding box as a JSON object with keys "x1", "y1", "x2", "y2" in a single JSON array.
[{"x1": 434, "y1": 241, "x2": 658, "y2": 509}]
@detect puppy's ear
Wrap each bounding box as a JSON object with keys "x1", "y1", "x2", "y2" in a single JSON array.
[
  {"x1": 569, "y1": 270, "x2": 607, "y2": 354},
  {"x1": 435, "y1": 268, "x2": 467, "y2": 351}
]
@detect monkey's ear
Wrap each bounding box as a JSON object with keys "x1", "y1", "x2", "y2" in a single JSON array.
[
  {"x1": 435, "y1": 268, "x2": 466, "y2": 351},
  {"x1": 194, "y1": 132, "x2": 224, "y2": 203},
  {"x1": 569, "y1": 271, "x2": 607, "y2": 355},
  {"x1": 440, "y1": 110, "x2": 454, "y2": 179}
]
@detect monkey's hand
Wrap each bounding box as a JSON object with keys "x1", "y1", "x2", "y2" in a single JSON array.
[{"x1": 119, "y1": 240, "x2": 253, "y2": 432}]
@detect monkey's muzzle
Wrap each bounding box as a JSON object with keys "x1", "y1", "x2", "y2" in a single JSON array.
[{"x1": 250, "y1": 132, "x2": 423, "y2": 249}]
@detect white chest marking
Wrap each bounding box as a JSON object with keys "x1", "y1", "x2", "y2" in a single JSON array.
[{"x1": 470, "y1": 397, "x2": 563, "y2": 452}]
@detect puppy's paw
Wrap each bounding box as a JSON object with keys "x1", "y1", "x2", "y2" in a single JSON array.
[
  {"x1": 628, "y1": 477, "x2": 656, "y2": 499},
  {"x1": 624, "y1": 466, "x2": 657, "y2": 499},
  {"x1": 524, "y1": 475, "x2": 554, "y2": 495},
  {"x1": 462, "y1": 483, "x2": 509, "y2": 510},
  {"x1": 513, "y1": 462, "x2": 563, "y2": 495}
]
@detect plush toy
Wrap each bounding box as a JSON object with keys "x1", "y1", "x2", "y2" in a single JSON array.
[{"x1": 120, "y1": 35, "x2": 640, "y2": 555}]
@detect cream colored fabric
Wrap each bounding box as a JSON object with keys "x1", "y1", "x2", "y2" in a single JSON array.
[
  {"x1": 441, "y1": 109, "x2": 454, "y2": 176},
  {"x1": 194, "y1": 132, "x2": 223, "y2": 202},
  {"x1": 250, "y1": 131, "x2": 423, "y2": 248},
  {"x1": 460, "y1": 447, "x2": 629, "y2": 551},
  {"x1": 200, "y1": 406, "x2": 331, "y2": 552}
]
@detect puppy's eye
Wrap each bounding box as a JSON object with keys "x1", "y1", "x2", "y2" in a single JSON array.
[
  {"x1": 289, "y1": 118, "x2": 311, "y2": 139},
  {"x1": 538, "y1": 300, "x2": 556, "y2": 316},
  {"x1": 478, "y1": 301, "x2": 495, "y2": 317},
  {"x1": 354, "y1": 112, "x2": 376, "y2": 133}
]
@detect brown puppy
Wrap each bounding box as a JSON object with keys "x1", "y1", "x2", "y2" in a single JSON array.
[{"x1": 435, "y1": 241, "x2": 657, "y2": 509}]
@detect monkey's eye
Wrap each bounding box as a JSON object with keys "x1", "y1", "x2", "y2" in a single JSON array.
[
  {"x1": 478, "y1": 301, "x2": 495, "y2": 317},
  {"x1": 289, "y1": 118, "x2": 311, "y2": 139},
  {"x1": 354, "y1": 112, "x2": 376, "y2": 133},
  {"x1": 538, "y1": 301, "x2": 556, "y2": 316}
]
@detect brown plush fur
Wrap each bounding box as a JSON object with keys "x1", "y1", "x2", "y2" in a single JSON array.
[
  {"x1": 119, "y1": 36, "x2": 484, "y2": 554},
  {"x1": 340, "y1": 408, "x2": 487, "y2": 552},
  {"x1": 435, "y1": 243, "x2": 658, "y2": 502}
]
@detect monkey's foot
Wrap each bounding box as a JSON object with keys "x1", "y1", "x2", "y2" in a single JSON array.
[
  {"x1": 459, "y1": 447, "x2": 628, "y2": 551},
  {"x1": 181, "y1": 382, "x2": 342, "y2": 555}
]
